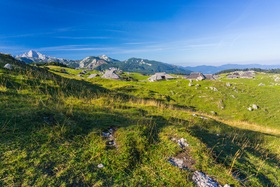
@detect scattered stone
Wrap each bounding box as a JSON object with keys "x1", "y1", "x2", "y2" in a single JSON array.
[
  {"x1": 218, "y1": 100, "x2": 225, "y2": 109},
  {"x1": 248, "y1": 104, "x2": 259, "y2": 111},
  {"x1": 168, "y1": 157, "x2": 186, "y2": 169},
  {"x1": 4, "y1": 63, "x2": 12, "y2": 70},
  {"x1": 168, "y1": 151, "x2": 195, "y2": 171},
  {"x1": 169, "y1": 137, "x2": 195, "y2": 171},
  {"x1": 171, "y1": 137, "x2": 189, "y2": 148},
  {"x1": 192, "y1": 114, "x2": 208, "y2": 119},
  {"x1": 231, "y1": 95, "x2": 235, "y2": 98},
  {"x1": 209, "y1": 87, "x2": 218, "y2": 92},
  {"x1": 102, "y1": 132, "x2": 111, "y2": 138},
  {"x1": 102, "y1": 127, "x2": 117, "y2": 149},
  {"x1": 178, "y1": 138, "x2": 189, "y2": 148},
  {"x1": 196, "y1": 84, "x2": 201, "y2": 87},
  {"x1": 192, "y1": 171, "x2": 220, "y2": 187},
  {"x1": 189, "y1": 83, "x2": 194, "y2": 87},
  {"x1": 274, "y1": 77, "x2": 280, "y2": 82},
  {"x1": 226, "y1": 83, "x2": 231, "y2": 87},
  {"x1": 210, "y1": 111, "x2": 217, "y2": 115},
  {"x1": 97, "y1": 164, "x2": 104, "y2": 168},
  {"x1": 258, "y1": 83, "x2": 265, "y2": 86},
  {"x1": 106, "y1": 140, "x2": 116, "y2": 146},
  {"x1": 88, "y1": 74, "x2": 99, "y2": 78},
  {"x1": 199, "y1": 116, "x2": 208, "y2": 120},
  {"x1": 60, "y1": 69, "x2": 68, "y2": 74},
  {"x1": 79, "y1": 70, "x2": 87, "y2": 75},
  {"x1": 252, "y1": 104, "x2": 259, "y2": 110}
]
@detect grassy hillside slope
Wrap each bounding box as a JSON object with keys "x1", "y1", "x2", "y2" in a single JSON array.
[{"x1": 0, "y1": 55, "x2": 279, "y2": 186}]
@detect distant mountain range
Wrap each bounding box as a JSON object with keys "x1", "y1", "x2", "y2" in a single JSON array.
[
  {"x1": 15, "y1": 50, "x2": 190, "y2": 74},
  {"x1": 16, "y1": 50, "x2": 79, "y2": 67},
  {"x1": 185, "y1": 64, "x2": 280, "y2": 74},
  {"x1": 15, "y1": 50, "x2": 280, "y2": 75}
]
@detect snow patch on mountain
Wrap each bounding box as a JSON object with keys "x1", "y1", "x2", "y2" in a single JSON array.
[
  {"x1": 16, "y1": 50, "x2": 79, "y2": 67},
  {"x1": 139, "y1": 59, "x2": 152, "y2": 66},
  {"x1": 20, "y1": 50, "x2": 47, "y2": 60},
  {"x1": 99, "y1": 55, "x2": 111, "y2": 62}
]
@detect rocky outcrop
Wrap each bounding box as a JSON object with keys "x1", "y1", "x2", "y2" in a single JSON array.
[{"x1": 192, "y1": 171, "x2": 230, "y2": 187}]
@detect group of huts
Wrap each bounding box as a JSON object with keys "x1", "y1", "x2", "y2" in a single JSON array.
[
  {"x1": 226, "y1": 71, "x2": 255, "y2": 79},
  {"x1": 2, "y1": 62, "x2": 216, "y2": 82},
  {"x1": 148, "y1": 72, "x2": 216, "y2": 82},
  {"x1": 77, "y1": 68, "x2": 120, "y2": 80},
  {"x1": 2, "y1": 62, "x2": 253, "y2": 82}
]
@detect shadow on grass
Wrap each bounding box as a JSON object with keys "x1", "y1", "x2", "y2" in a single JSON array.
[
  {"x1": 188, "y1": 120, "x2": 279, "y2": 186},
  {"x1": 0, "y1": 90, "x2": 176, "y2": 186}
]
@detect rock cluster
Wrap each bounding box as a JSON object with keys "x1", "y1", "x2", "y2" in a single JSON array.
[
  {"x1": 248, "y1": 104, "x2": 259, "y2": 111},
  {"x1": 192, "y1": 171, "x2": 220, "y2": 187},
  {"x1": 209, "y1": 87, "x2": 218, "y2": 92},
  {"x1": 102, "y1": 127, "x2": 117, "y2": 149},
  {"x1": 168, "y1": 137, "x2": 231, "y2": 187},
  {"x1": 192, "y1": 171, "x2": 230, "y2": 187},
  {"x1": 171, "y1": 137, "x2": 189, "y2": 148},
  {"x1": 226, "y1": 83, "x2": 231, "y2": 87},
  {"x1": 168, "y1": 137, "x2": 195, "y2": 171}
]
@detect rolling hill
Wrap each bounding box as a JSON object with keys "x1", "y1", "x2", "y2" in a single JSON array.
[{"x1": 0, "y1": 54, "x2": 279, "y2": 186}]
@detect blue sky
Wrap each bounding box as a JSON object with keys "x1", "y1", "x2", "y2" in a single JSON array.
[{"x1": 1, "y1": 0, "x2": 280, "y2": 66}]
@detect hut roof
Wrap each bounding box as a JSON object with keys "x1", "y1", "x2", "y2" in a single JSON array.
[
  {"x1": 148, "y1": 72, "x2": 174, "y2": 82},
  {"x1": 187, "y1": 72, "x2": 206, "y2": 80},
  {"x1": 4, "y1": 63, "x2": 12, "y2": 70},
  {"x1": 204, "y1": 74, "x2": 215, "y2": 80},
  {"x1": 101, "y1": 69, "x2": 120, "y2": 79}
]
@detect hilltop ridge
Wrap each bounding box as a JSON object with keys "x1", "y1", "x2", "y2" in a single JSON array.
[{"x1": 15, "y1": 50, "x2": 191, "y2": 74}]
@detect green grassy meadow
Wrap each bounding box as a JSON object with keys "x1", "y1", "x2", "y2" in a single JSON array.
[{"x1": 0, "y1": 55, "x2": 279, "y2": 186}]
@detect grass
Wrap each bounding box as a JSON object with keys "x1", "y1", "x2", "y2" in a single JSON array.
[{"x1": 0, "y1": 56, "x2": 279, "y2": 186}]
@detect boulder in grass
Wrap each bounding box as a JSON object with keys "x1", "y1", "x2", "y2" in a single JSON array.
[
  {"x1": 226, "y1": 82, "x2": 231, "y2": 87},
  {"x1": 192, "y1": 171, "x2": 220, "y2": 187},
  {"x1": 88, "y1": 74, "x2": 99, "y2": 79},
  {"x1": 252, "y1": 104, "x2": 259, "y2": 110}
]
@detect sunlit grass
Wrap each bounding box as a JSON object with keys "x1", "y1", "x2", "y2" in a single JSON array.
[{"x1": 0, "y1": 59, "x2": 279, "y2": 186}]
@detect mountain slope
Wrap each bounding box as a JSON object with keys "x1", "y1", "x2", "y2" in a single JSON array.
[
  {"x1": 79, "y1": 55, "x2": 118, "y2": 69},
  {"x1": 16, "y1": 50, "x2": 79, "y2": 67},
  {"x1": 96, "y1": 57, "x2": 191, "y2": 74}
]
